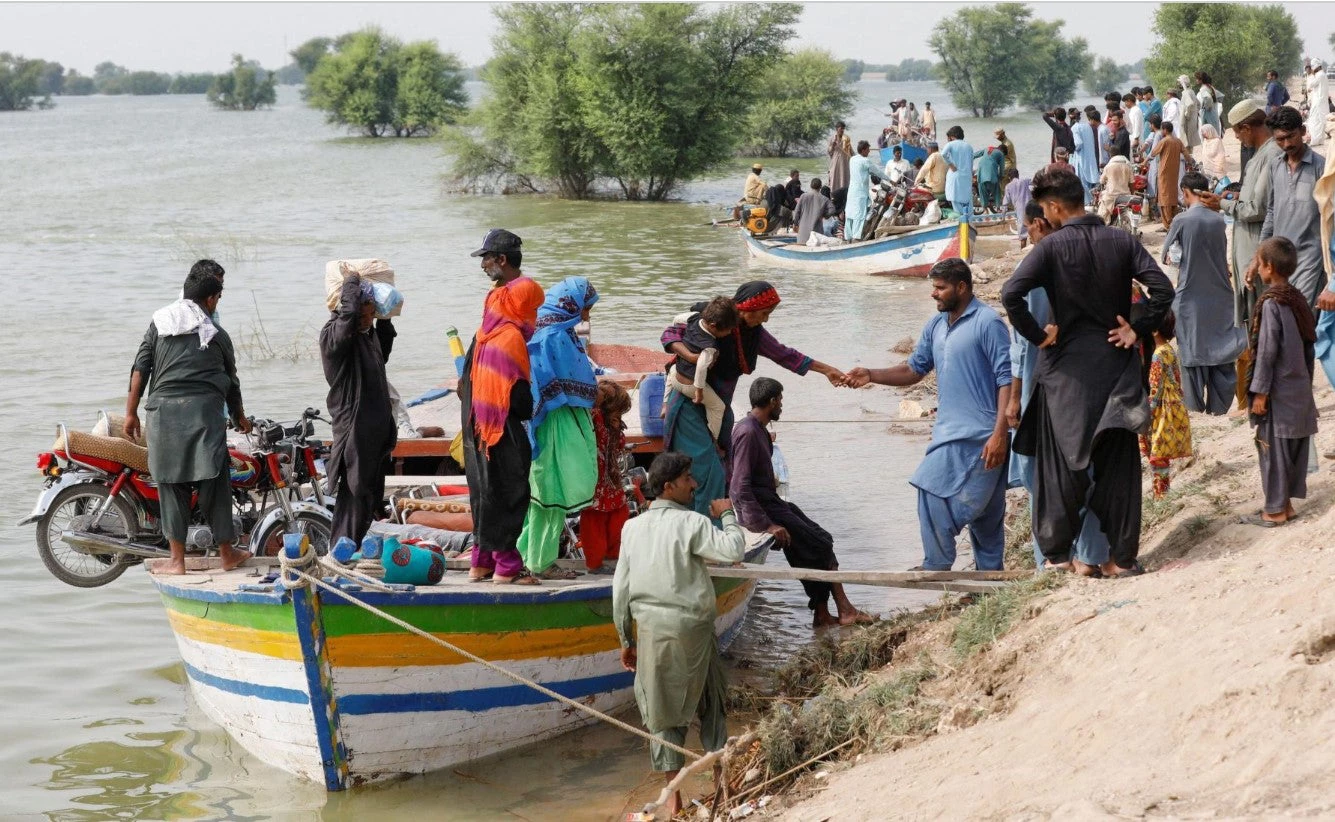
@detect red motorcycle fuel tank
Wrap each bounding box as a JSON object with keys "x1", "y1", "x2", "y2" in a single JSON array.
[{"x1": 229, "y1": 449, "x2": 261, "y2": 488}]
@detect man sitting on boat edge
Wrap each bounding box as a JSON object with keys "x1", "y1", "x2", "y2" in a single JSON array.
[{"x1": 729, "y1": 377, "x2": 876, "y2": 627}]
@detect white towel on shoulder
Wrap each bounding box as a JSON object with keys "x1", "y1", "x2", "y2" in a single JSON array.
[{"x1": 153, "y1": 299, "x2": 218, "y2": 348}]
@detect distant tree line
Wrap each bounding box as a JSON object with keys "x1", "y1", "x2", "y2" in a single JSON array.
[{"x1": 841, "y1": 58, "x2": 937, "y2": 82}]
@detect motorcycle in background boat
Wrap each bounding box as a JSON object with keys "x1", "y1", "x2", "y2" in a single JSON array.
[{"x1": 20, "y1": 407, "x2": 335, "y2": 587}]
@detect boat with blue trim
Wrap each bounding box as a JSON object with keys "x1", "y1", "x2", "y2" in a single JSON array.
[
  {"x1": 743, "y1": 222, "x2": 979, "y2": 278},
  {"x1": 147, "y1": 534, "x2": 770, "y2": 789}
]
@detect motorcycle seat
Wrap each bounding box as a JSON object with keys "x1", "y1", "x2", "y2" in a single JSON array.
[
  {"x1": 1114, "y1": 194, "x2": 1135, "y2": 206},
  {"x1": 53, "y1": 430, "x2": 150, "y2": 473}
]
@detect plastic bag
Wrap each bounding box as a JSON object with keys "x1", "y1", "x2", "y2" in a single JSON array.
[
  {"x1": 771, "y1": 443, "x2": 791, "y2": 500},
  {"x1": 919, "y1": 200, "x2": 942, "y2": 226},
  {"x1": 369, "y1": 281, "x2": 403, "y2": 319}
]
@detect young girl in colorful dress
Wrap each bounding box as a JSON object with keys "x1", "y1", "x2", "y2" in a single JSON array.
[
  {"x1": 1140, "y1": 309, "x2": 1193, "y2": 498},
  {"x1": 580, "y1": 380, "x2": 633, "y2": 574}
]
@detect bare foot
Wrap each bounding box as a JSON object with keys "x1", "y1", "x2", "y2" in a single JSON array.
[
  {"x1": 838, "y1": 609, "x2": 878, "y2": 625},
  {"x1": 1071, "y1": 559, "x2": 1100, "y2": 577},
  {"x1": 1047, "y1": 561, "x2": 1075, "y2": 573},
  {"x1": 159, "y1": 560, "x2": 187, "y2": 575},
  {"x1": 665, "y1": 790, "x2": 683, "y2": 816},
  {"x1": 220, "y1": 546, "x2": 252, "y2": 571},
  {"x1": 812, "y1": 610, "x2": 840, "y2": 628}
]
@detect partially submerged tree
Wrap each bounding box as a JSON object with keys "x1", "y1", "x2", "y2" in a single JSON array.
[
  {"x1": 743, "y1": 48, "x2": 855, "y2": 156},
  {"x1": 451, "y1": 2, "x2": 798, "y2": 200},
  {"x1": 0, "y1": 53, "x2": 51, "y2": 110},
  {"x1": 1145, "y1": 4, "x2": 1303, "y2": 108},
  {"x1": 207, "y1": 54, "x2": 277, "y2": 110},
  {"x1": 1017, "y1": 21, "x2": 1091, "y2": 111},
  {"x1": 305, "y1": 28, "x2": 466, "y2": 137},
  {"x1": 1084, "y1": 56, "x2": 1127, "y2": 96},
  {"x1": 930, "y1": 3, "x2": 1092, "y2": 116}
]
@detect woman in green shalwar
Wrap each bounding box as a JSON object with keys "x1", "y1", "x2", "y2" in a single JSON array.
[{"x1": 515, "y1": 277, "x2": 600, "y2": 578}]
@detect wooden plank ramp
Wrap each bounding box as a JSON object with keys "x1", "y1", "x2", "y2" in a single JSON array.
[{"x1": 704, "y1": 565, "x2": 1031, "y2": 594}]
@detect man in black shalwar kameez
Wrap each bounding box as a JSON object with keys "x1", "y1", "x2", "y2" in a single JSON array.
[
  {"x1": 1001, "y1": 167, "x2": 1175, "y2": 577},
  {"x1": 320, "y1": 274, "x2": 397, "y2": 546}
]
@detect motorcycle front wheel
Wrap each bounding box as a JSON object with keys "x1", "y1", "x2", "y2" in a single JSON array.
[
  {"x1": 252, "y1": 510, "x2": 333, "y2": 558},
  {"x1": 36, "y1": 484, "x2": 137, "y2": 587}
]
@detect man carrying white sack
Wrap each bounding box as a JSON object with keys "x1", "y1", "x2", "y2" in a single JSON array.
[{"x1": 320, "y1": 272, "x2": 401, "y2": 546}]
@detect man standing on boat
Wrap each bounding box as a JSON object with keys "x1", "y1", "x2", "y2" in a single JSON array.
[
  {"x1": 614, "y1": 452, "x2": 745, "y2": 816},
  {"x1": 320, "y1": 272, "x2": 398, "y2": 547},
  {"x1": 460, "y1": 229, "x2": 547, "y2": 585},
  {"x1": 730, "y1": 377, "x2": 875, "y2": 626},
  {"x1": 845, "y1": 258, "x2": 1013, "y2": 571},
  {"x1": 942, "y1": 126, "x2": 975, "y2": 221},
  {"x1": 125, "y1": 261, "x2": 251, "y2": 575}
]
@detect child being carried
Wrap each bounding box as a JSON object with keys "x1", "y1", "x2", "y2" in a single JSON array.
[{"x1": 665, "y1": 296, "x2": 740, "y2": 441}]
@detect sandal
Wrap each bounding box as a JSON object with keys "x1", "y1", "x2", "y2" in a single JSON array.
[
  {"x1": 494, "y1": 570, "x2": 541, "y2": 586},
  {"x1": 585, "y1": 565, "x2": 615, "y2": 575},
  {"x1": 1110, "y1": 561, "x2": 1146, "y2": 578},
  {"x1": 468, "y1": 570, "x2": 494, "y2": 583},
  {"x1": 539, "y1": 566, "x2": 579, "y2": 580},
  {"x1": 1239, "y1": 514, "x2": 1284, "y2": 529}
]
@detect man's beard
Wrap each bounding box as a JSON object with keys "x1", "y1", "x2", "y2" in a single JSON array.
[
  {"x1": 770, "y1": 406, "x2": 783, "y2": 422},
  {"x1": 483, "y1": 263, "x2": 505, "y2": 282},
  {"x1": 937, "y1": 295, "x2": 959, "y2": 313}
]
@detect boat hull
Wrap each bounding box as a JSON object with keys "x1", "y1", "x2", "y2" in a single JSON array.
[
  {"x1": 743, "y1": 223, "x2": 978, "y2": 277},
  {"x1": 152, "y1": 543, "x2": 767, "y2": 788}
]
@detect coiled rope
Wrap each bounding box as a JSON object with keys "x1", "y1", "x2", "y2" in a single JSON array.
[{"x1": 275, "y1": 548, "x2": 701, "y2": 762}]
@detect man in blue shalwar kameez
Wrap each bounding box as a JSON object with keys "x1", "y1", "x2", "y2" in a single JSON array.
[
  {"x1": 942, "y1": 125, "x2": 976, "y2": 222},
  {"x1": 846, "y1": 258, "x2": 1012, "y2": 570}
]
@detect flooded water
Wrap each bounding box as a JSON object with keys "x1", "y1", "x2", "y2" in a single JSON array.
[{"x1": 0, "y1": 79, "x2": 1100, "y2": 818}]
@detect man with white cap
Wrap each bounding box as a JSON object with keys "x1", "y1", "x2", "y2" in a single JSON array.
[
  {"x1": 741, "y1": 163, "x2": 766, "y2": 205},
  {"x1": 1306, "y1": 59, "x2": 1329, "y2": 148},
  {"x1": 1199, "y1": 98, "x2": 1283, "y2": 328}
]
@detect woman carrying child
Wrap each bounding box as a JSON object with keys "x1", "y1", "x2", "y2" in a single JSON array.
[{"x1": 664, "y1": 296, "x2": 739, "y2": 448}]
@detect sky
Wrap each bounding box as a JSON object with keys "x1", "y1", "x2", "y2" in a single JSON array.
[{"x1": 4, "y1": 1, "x2": 1334, "y2": 76}]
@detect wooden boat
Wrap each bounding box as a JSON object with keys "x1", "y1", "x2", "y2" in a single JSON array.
[
  {"x1": 150, "y1": 536, "x2": 769, "y2": 789},
  {"x1": 743, "y1": 222, "x2": 978, "y2": 277}
]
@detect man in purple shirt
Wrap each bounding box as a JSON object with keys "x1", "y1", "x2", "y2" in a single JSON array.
[{"x1": 729, "y1": 377, "x2": 873, "y2": 627}]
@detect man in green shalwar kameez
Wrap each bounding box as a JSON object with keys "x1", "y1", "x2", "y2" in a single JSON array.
[
  {"x1": 613, "y1": 452, "x2": 745, "y2": 815},
  {"x1": 125, "y1": 261, "x2": 251, "y2": 575}
]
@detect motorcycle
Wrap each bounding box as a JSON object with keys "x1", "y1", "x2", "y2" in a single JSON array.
[
  {"x1": 862, "y1": 167, "x2": 938, "y2": 238},
  {"x1": 21, "y1": 407, "x2": 334, "y2": 588}
]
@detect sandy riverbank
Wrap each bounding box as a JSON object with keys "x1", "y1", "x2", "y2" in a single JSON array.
[{"x1": 761, "y1": 126, "x2": 1335, "y2": 819}]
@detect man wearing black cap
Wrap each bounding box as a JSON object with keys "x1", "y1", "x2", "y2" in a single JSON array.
[{"x1": 460, "y1": 229, "x2": 547, "y2": 584}]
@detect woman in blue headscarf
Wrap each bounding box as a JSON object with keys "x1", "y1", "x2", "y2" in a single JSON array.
[{"x1": 515, "y1": 277, "x2": 601, "y2": 579}]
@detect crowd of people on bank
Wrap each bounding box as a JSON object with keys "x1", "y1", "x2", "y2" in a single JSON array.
[
  {"x1": 120, "y1": 64, "x2": 1334, "y2": 812},
  {"x1": 741, "y1": 65, "x2": 1334, "y2": 248}
]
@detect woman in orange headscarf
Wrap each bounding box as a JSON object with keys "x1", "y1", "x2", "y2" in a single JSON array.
[{"x1": 460, "y1": 230, "x2": 546, "y2": 584}]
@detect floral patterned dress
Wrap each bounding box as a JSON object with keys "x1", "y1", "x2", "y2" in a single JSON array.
[{"x1": 1140, "y1": 341, "x2": 1193, "y2": 497}]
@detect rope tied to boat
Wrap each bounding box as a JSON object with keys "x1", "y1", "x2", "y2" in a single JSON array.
[
  {"x1": 284, "y1": 566, "x2": 703, "y2": 763},
  {"x1": 278, "y1": 543, "x2": 317, "y2": 589}
]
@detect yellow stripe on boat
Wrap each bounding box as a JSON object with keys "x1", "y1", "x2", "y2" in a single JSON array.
[
  {"x1": 165, "y1": 610, "x2": 303, "y2": 661},
  {"x1": 324, "y1": 584, "x2": 753, "y2": 668}
]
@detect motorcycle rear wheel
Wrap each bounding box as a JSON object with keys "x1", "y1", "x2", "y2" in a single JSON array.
[
  {"x1": 36, "y1": 484, "x2": 137, "y2": 587},
  {"x1": 252, "y1": 510, "x2": 333, "y2": 557}
]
